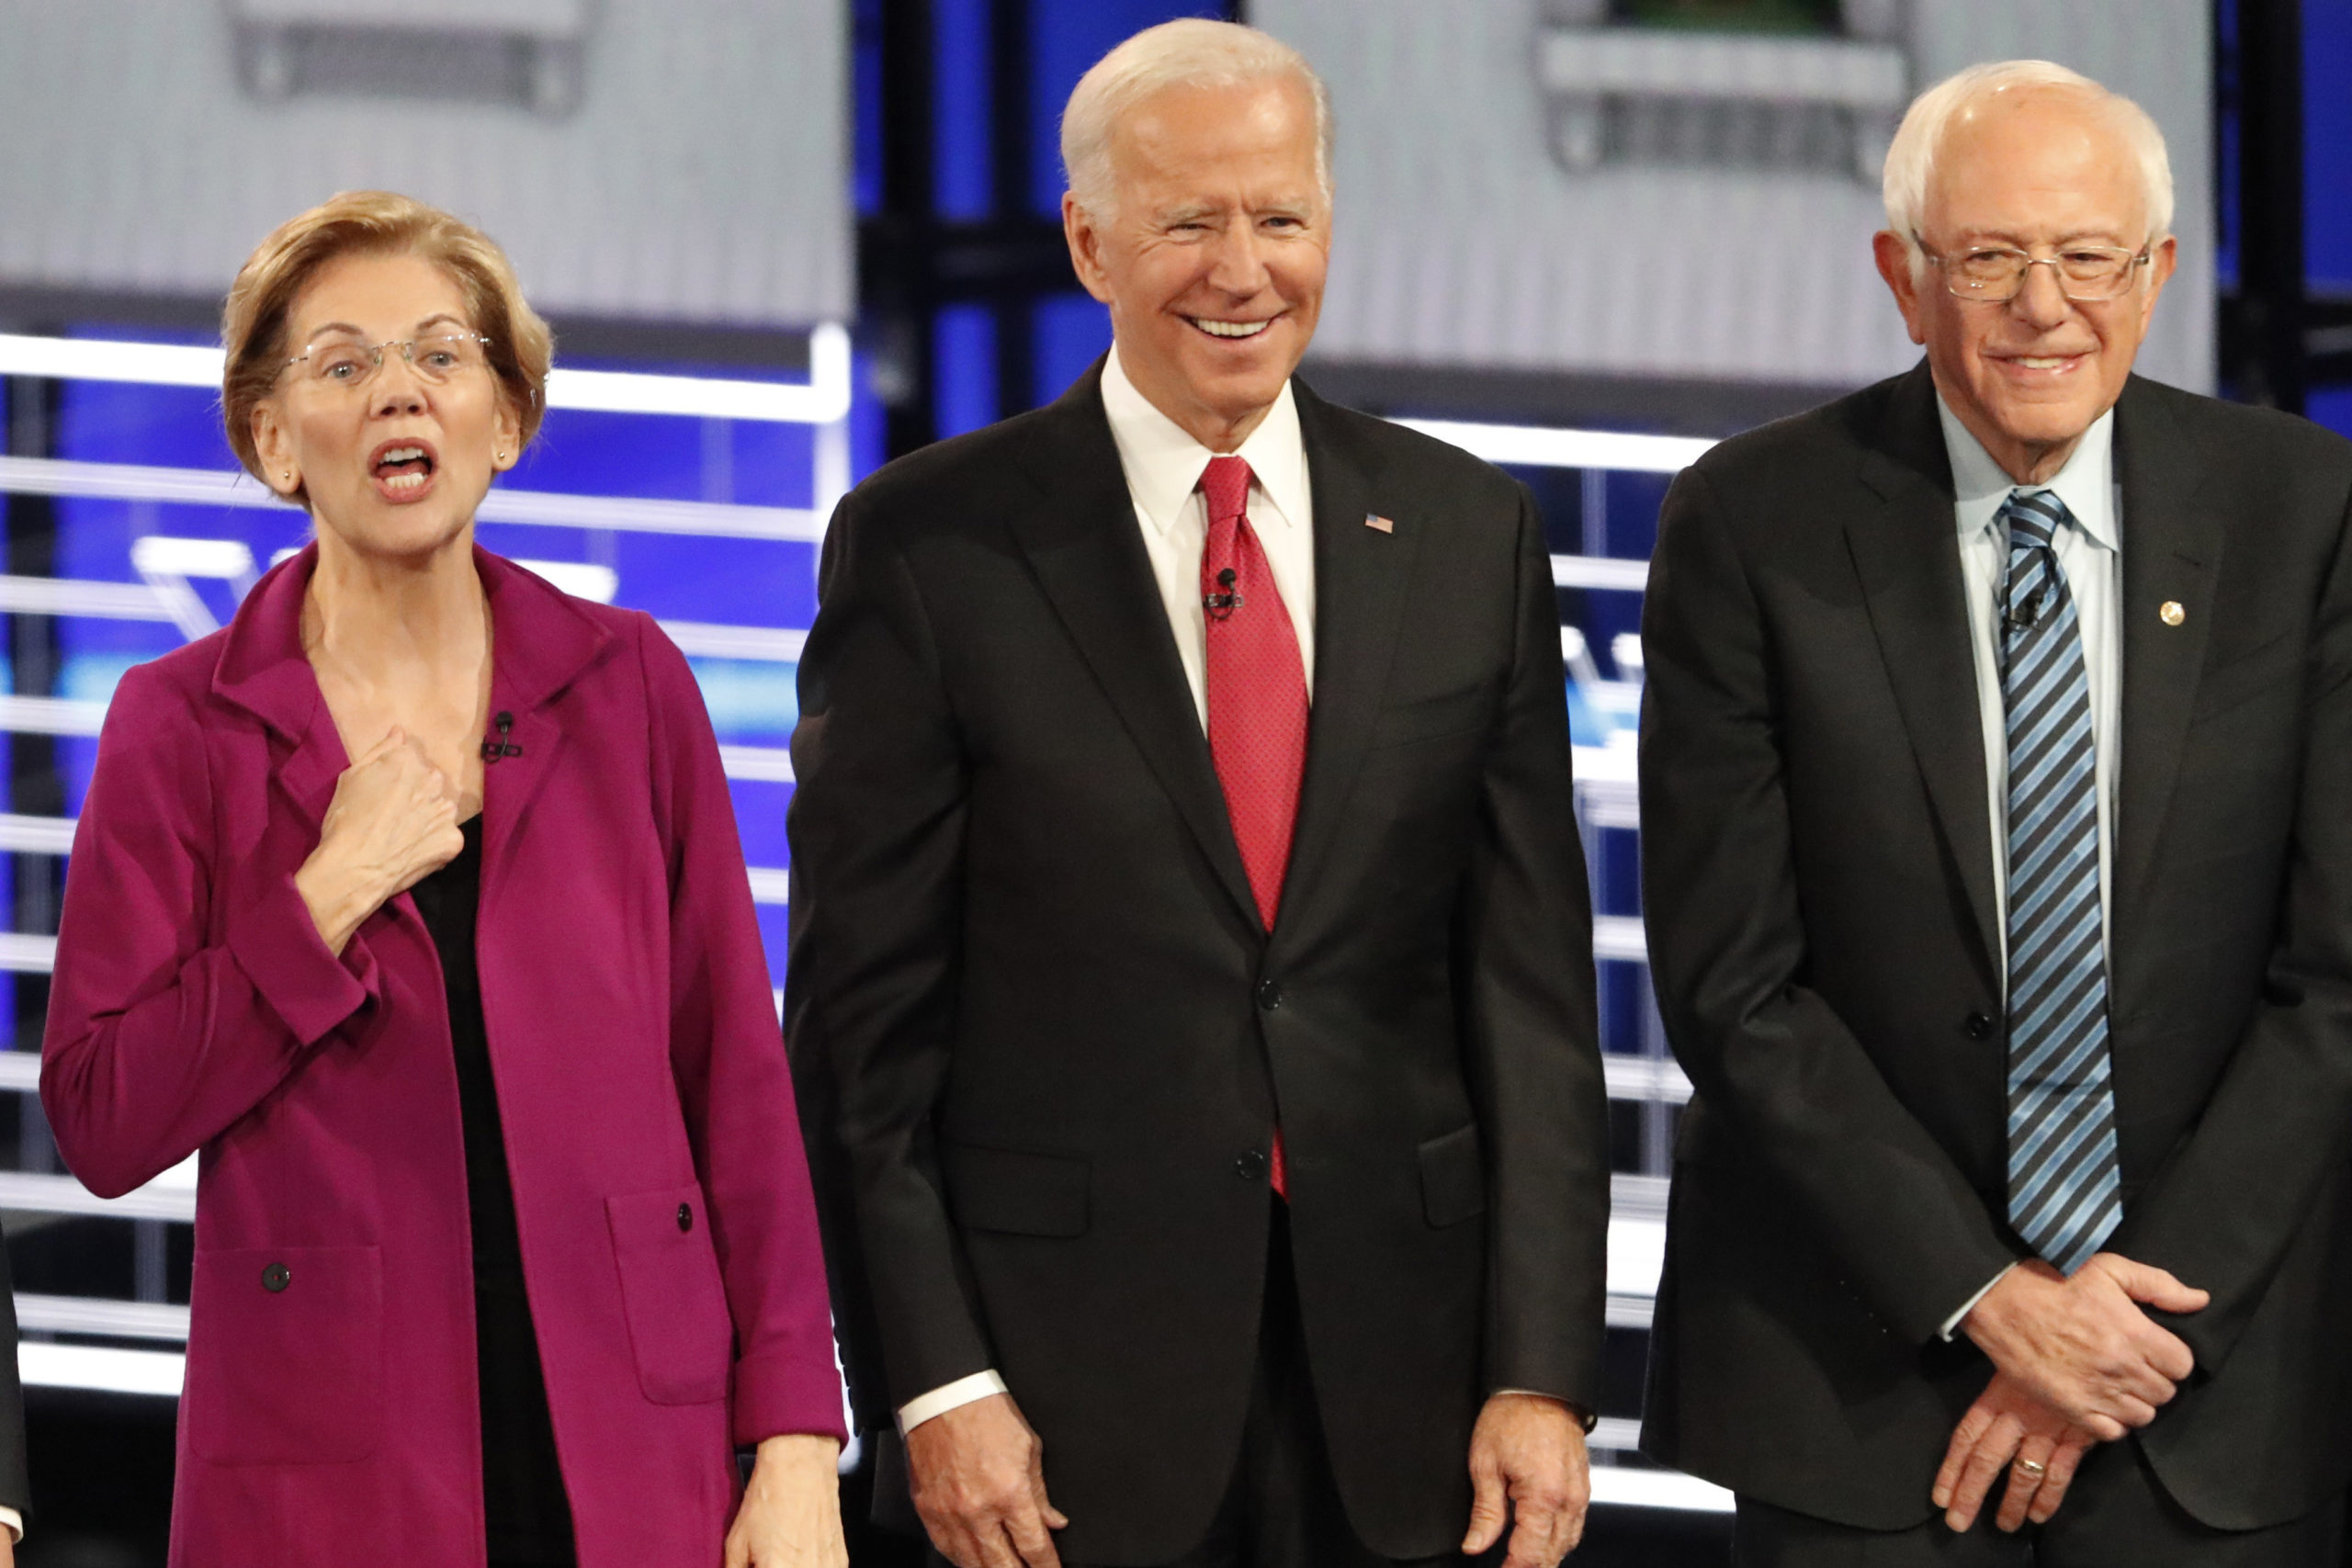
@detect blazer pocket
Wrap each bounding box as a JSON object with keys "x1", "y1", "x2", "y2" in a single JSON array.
[
  {"x1": 1418, "y1": 1123, "x2": 1487, "y2": 1228},
  {"x1": 187, "y1": 1244, "x2": 383, "y2": 1465},
  {"x1": 607, "y1": 1184, "x2": 734, "y2": 1404},
  {"x1": 944, "y1": 1144, "x2": 1090, "y2": 1237},
  {"x1": 1368, "y1": 680, "x2": 1498, "y2": 751}
]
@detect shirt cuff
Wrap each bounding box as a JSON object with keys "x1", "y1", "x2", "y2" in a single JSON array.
[
  {"x1": 1940, "y1": 1262, "x2": 2019, "y2": 1342},
  {"x1": 897, "y1": 1370, "x2": 1009, "y2": 1436},
  {"x1": 0, "y1": 1503, "x2": 24, "y2": 1541}
]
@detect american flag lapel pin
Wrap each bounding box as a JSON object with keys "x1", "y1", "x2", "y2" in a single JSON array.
[{"x1": 1363, "y1": 513, "x2": 1395, "y2": 534}]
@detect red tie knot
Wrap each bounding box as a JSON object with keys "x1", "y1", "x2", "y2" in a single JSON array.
[{"x1": 1199, "y1": 455, "x2": 1254, "y2": 528}]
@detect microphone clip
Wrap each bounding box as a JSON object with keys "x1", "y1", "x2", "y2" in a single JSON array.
[
  {"x1": 1203, "y1": 567, "x2": 1244, "y2": 622},
  {"x1": 481, "y1": 710, "x2": 524, "y2": 763}
]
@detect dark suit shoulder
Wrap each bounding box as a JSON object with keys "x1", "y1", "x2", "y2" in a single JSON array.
[
  {"x1": 2123, "y1": 375, "x2": 2352, "y2": 475},
  {"x1": 838, "y1": 400, "x2": 1077, "y2": 542}
]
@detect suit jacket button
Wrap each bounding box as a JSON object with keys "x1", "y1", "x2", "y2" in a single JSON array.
[
  {"x1": 1235, "y1": 1149, "x2": 1268, "y2": 1182},
  {"x1": 677, "y1": 1203, "x2": 694, "y2": 1234},
  {"x1": 1964, "y1": 1011, "x2": 1996, "y2": 1041},
  {"x1": 261, "y1": 1263, "x2": 291, "y2": 1293},
  {"x1": 1255, "y1": 980, "x2": 1283, "y2": 1011}
]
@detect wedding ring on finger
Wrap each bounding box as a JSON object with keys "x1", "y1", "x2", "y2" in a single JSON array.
[{"x1": 2014, "y1": 1457, "x2": 2049, "y2": 1479}]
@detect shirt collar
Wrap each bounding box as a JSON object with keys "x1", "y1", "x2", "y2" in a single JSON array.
[
  {"x1": 1101, "y1": 343, "x2": 1309, "y2": 538},
  {"x1": 1936, "y1": 389, "x2": 2120, "y2": 554}
]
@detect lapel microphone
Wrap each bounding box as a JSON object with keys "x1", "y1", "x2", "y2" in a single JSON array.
[
  {"x1": 481, "y1": 710, "x2": 524, "y2": 763},
  {"x1": 1204, "y1": 568, "x2": 1243, "y2": 622}
]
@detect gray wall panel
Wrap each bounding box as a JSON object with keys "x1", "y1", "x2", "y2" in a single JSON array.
[{"x1": 0, "y1": 0, "x2": 850, "y2": 326}]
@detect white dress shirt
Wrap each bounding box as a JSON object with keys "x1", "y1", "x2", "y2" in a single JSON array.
[
  {"x1": 1935, "y1": 393, "x2": 2123, "y2": 1339},
  {"x1": 895, "y1": 344, "x2": 1319, "y2": 1437}
]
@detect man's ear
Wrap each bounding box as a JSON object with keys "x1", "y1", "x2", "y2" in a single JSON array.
[
  {"x1": 2136, "y1": 234, "x2": 2180, "y2": 341},
  {"x1": 1063, "y1": 193, "x2": 1116, "y2": 307},
  {"x1": 1872, "y1": 230, "x2": 1930, "y2": 349}
]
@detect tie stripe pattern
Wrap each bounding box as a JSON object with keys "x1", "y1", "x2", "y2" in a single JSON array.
[{"x1": 1999, "y1": 489, "x2": 2122, "y2": 1276}]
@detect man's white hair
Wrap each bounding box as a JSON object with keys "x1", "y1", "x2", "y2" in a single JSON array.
[
  {"x1": 1060, "y1": 18, "x2": 1333, "y2": 218},
  {"x1": 1882, "y1": 60, "x2": 2175, "y2": 272}
]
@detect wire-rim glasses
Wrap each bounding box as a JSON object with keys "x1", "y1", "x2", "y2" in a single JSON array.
[
  {"x1": 280, "y1": 332, "x2": 494, "y2": 391},
  {"x1": 1915, "y1": 238, "x2": 2154, "y2": 303}
]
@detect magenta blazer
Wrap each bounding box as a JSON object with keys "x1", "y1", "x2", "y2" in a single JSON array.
[{"x1": 42, "y1": 547, "x2": 845, "y2": 1566}]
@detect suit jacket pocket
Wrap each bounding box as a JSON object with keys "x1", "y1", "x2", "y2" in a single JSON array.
[
  {"x1": 945, "y1": 1144, "x2": 1090, "y2": 1237},
  {"x1": 608, "y1": 1183, "x2": 733, "y2": 1404},
  {"x1": 187, "y1": 1244, "x2": 382, "y2": 1465},
  {"x1": 1368, "y1": 679, "x2": 1498, "y2": 751},
  {"x1": 1419, "y1": 1123, "x2": 1487, "y2": 1228}
]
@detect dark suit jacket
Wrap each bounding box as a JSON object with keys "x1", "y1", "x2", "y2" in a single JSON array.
[
  {"x1": 1637, "y1": 363, "x2": 2352, "y2": 1531},
  {"x1": 0, "y1": 1240, "x2": 27, "y2": 1531},
  {"x1": 786, "y1": 363, "x2": 1611, "y2": 1563}
]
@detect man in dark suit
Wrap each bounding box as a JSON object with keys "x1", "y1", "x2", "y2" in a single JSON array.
[
  {"x1": 786, "y1": 18, "x2": 1610, "y2": 1568},
  {"x1": 1639, "y1": 59, "x2": 2352, "y2": 1564}
]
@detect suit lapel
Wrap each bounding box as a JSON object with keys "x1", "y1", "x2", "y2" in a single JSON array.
[
  {"x1": 474, "y1": 549, "x2": 612, "y2": 905},
  {"x1": 1271, "y1": 382, "x2": 1408, "y2": 941},
  {"x1": 1006, "y1": 367, "x2": 1261, "y2": 930},
  {"x1": 2111, "y1": 380, "x2": 2223, "y2": 922},
  {"x1": 1846, "y1": 367, "x2": 2002, "y2": 980},
  {"x1": 211, "y1": 545, "x2": 348, "y2": 830}
]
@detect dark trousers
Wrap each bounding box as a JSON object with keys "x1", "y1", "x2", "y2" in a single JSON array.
[
  {"x1": 1735, "y1": 1445, "x2": 2344, "y2": 1567},
  {"x1": 1058, "y1": 1204, "x2": 1495, "y2": 1568}
]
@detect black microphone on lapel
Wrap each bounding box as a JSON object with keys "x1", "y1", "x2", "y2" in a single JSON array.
[
  {"x1": 1204, "y1": 568, "x2": 1243, "y2": 621},
  {"x1": 481, "y1": 711, "x2": 523, "y2": 763}
]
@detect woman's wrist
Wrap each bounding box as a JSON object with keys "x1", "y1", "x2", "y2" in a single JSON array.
[{"x1": 292, "y1": 852, "x2": 379, "y2": 956}]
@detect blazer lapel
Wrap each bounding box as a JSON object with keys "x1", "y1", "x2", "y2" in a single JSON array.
[
  {"x1": 1006, "y1": 367, "x2": 1261, "y2": 930},
  {"x1": 2111, "y1": 379, "x2": 2223, "y2": 923},
  {"x1": 1846, "y1": 368, "x2": 2002, "y2": 981},
  {"x1": 475, "y1": 549, "x2": 614, "y2": 904},
  {"x1": 211, "y1": 545, "x2": 348, "y2": 829},
  {"x1": 1270, "y1": 381, "x2": 1408, "y2": 940}
]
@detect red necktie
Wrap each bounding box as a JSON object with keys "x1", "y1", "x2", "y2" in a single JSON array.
[{"x1": 1199, "y1": 455, "x2": 1306, "y2": 1198}]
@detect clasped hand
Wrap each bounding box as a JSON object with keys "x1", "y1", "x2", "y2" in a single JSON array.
[
  {"x1": 1935, "y1": 1253, "x2": 2209, "y2": 1532},
  {"x1": 294, "y1": 728, "x2": 467, "y2": 953}
]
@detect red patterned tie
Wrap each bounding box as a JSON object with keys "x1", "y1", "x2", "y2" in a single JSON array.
[{"x1": 1199, "y1": 455, "x2": 1306, "y2": 1198}]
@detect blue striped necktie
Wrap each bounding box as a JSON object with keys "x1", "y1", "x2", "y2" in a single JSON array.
[{"x1": 1999, "y1": 490, "x2": 2121, "y2": 1275}]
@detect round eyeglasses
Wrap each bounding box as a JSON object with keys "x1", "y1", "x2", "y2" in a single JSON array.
[
  {"x1": 280, "y1": 332, "x2": 493, "y2": 390},
  {"x1": 1916, "y1": 240, "x2": 2154, "y2": 304}
]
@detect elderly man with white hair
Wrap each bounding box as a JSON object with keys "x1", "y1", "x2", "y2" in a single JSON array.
[
  {"x1": 1638, "y1": 58, "x2": 2352, "y2": 1563},
  {"x1": 787, "y1": 18, "x2": 1611, "y2": 1568}
]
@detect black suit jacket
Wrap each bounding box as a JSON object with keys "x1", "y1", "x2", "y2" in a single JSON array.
[
  {"x1": 1637, "y1": 363, "x2": 2352, "y2": 1530},
  {"x1": 786, "y1": 364, "x2": 1610, "y2": 1562}
]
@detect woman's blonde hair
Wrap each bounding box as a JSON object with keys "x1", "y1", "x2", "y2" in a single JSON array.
[{"x1": 220, "y1": 190, "x2": 553, "y2": 498}]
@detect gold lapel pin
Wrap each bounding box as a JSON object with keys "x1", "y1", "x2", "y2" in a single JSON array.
[
  {"x1": 2159, "y1": 601, "x2": 2186, "y2": 626},
  {"x1": 1364, "y1": 513, "x2": 1395, "y2": 534}
]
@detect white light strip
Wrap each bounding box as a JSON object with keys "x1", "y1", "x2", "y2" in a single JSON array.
[
  {"x1": 18, "y1": 1340, "x2": 186, "y2": 1398},
  {"x1": 1603, "y1": 1054, "x2": 1693, "y2": 1107},
  {"x1": 0, "y1": 814, "x2": 76, "y2": 855},
  {"x1": 720, "y1": 744, "x2": 796, "y2": 783},
  {"x1": 662, "y1": 621, "x2": 807, "y2": 661},
  {"x1": 1589, "y1": 1463, "x2": 1736, "y2": 1514},
  {"x1": 1398, "y1": 418, "x2": 1713, "y2": 475},
  {"x1": 1552, "y1": 554, "x2": 1650, "y2": 592},
  {"x1": 0, "y1": 1169, "x2": 192, "y2": 1223},
  {"x1": 0, "y1": 324, "x2": 855, "y2": 426},
  {"x1": 0, "y1": 695, "x2": 107, "y2": 737},
  {"x1": 746, "y1": 867, "x2": 790, "y2": 905},
  {"x1": 0, "y1": 1055, "x2": 35, "y2": 1092},
  {"x1": 0, "y1": 574, "x2": 175, "y2": 620},
  {"x1": 1606, "y1": 1292, "x2": 1656, "y2": 1330},
  {"x1": 1594, "y1": 914, "x2": 1648, "y2": 963},
  {"x1": 16, "y1": 1292, "x2": 190, "y2": 1343},
  {"x1": 0, "y1": 457, "x2": 826, "y2": 544},
  {"x1": 0, "y1": 934, "x2": 57, "y2": 974}
]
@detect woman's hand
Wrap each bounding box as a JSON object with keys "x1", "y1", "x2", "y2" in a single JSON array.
[
  {"x1": 724, "y1": 1434, "x2": 848, "y2": 1568},
  {"x1": 294, "y1": 728, "x2": 465, "y2": 953}
]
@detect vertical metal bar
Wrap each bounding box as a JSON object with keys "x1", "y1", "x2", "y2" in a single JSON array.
[
  {"x1": 4, "y1": 366, "x2": 60, "y2": 1176},
  {"x1": 877, "y1": 0, "x2": 940, "y2": 458},
  {"x1": 991, "y1": 0, "x2": 1039, "y2": 416},
  {"x1": 2232, "y1": 0, "x2": 2306, "y2": 412}
]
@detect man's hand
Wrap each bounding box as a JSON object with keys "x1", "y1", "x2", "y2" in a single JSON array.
[
  {"x1": 906, "y1": 1393, "x2": 1069, "y2": 1568},
  {"x1": 1931, "y1": 1371, "x2": 2098, "y2": 1534},
  {"x1": 1961, "y1": 1254, "x2": 2209, "y2": 1439},
  {"x1": 1462, "y1": 1393, "x2": 1590, "y2": 1568},
  {"x1": 724, "y1": 1434, "x2": 849, "y2": 1568}
]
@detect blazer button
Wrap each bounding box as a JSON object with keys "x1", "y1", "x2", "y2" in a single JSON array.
[
  {"x1": 1255, "y1": 980, "x2": 1283, "y2": 1011},
  {"x1": 1234, "y1": 1149, "x2": 1268, "y2": 1182},
  {"x1": 1963, "y1": 1011, "x2": 1996, "y2": 1041},
  {"x1": 676, "y1": 1203, "x2": 694, "y2": 1234},
  {"x1": 261, "y1": 1263, "x2": 291, "y2": 1293}
]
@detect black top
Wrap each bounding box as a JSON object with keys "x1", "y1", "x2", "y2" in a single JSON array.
[{"x1": 408, "y1": 816, "x2": 576, "y2": 1563}]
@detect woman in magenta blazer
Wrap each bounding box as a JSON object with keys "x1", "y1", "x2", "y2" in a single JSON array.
[{"x1": 40, "y1": 192, "x2": 848, "y2": 1568}]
